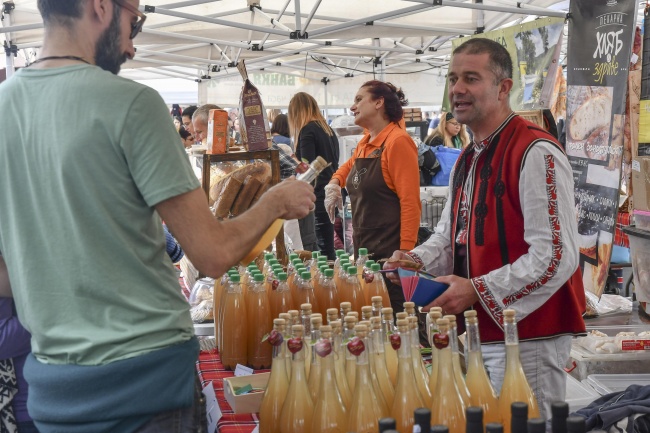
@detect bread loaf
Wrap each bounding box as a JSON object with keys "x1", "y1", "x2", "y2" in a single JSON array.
[
  {"x1": 569, "y1": 94, "x2": 610, "y2": 141},
  {"x1": 213, "y1": 176, "x2": 243, "y2": 218},
  {"x1": 231, "y1": 175, "x2": 263, "y2": 216},
  {"x1": 231, "y1": 161, "x2": 272, "y2": 184}
]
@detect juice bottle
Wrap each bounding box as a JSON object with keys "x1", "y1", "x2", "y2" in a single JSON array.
[
  {"x1": 287, "y1": 258, "x2": 302, "y2": 297},
  {"x1": 327, "y1": 308, "x2": 339, "y2": 325},
  {"x1": 337, "y1": 261, "x2": 351, "y2": 303},
  {"x1": 498, "y1": 309, "x2": 540, "y2": 433},
  {"x1": 279, "y1": 313, "x2": 293, "y2": 376},
  {"x1": 346, "y1": 266, "x2": 365, "y2": 315},
  {"x1": 343, "y1": 315, "x2": 358, "y2": 391},
  {"x1": 381, "y1": 307, "x2": 399, "y2": 385},
  {"x1": 464, "y1": 310, "x2": 499, "y2": 424},
  {"x1": 333, "y1": 250, "x2": 345, "y2": 286},
  {"x1": 355, "y1": 247, "x2": 369, "y2": 291},
  {"x1": 279, "y1": 325, "x2": 314, "y2": 433},
  {"x1": 317, "y1": 269, "x2": 340, "y2": 314},
  {"x1": 408, "y1": 316, "x2": 432, "y2": 407},
  {"x1": 347, "y1": 324, "x2": 387, "y2": 433},
  {"x1": 307, "y1": 316, "x2": 323, "y2": 402},
  {"x1": 330, "y1": 319, "x2": 352, "y2": 407},
  {"x1": 300, "y1": 303, "x2": 313, "y2": 379},
  {"x1": 220, "y1": 274, "x2": 247, "y2": 370},
  {"x1": 213, "y1": 272, "x2": 229, "y2": 350},
  {"x1": 371, "y1": 295, "x2": 383, "y2": 317},
  {"x1": 247, "y1": 273, "x2": 273, "y2": 369},
  {"x1": 295, "y1": 272, "x2": 321, "y2": 320},
  {"x1": 360, "y1": 259, "x2": 375, "y2": 301},
  {"x1": 390, "y1": 319, "x2": 424, "y2": 432},
  {"x1": 369, "y1": 316, "x2": 395, "y2": 408},
  {"x1": 340, "y1": 302, "x2": 352, "y2": 322},
  {"x1": 270, "y1": 272, "x2": 295, "y2": 320},
  {"x1": 427, "y1": 310, "x2": 443, "y2": 395},
  {"x1": 396, "y1": 312, "x2": 408, "y2": 322},
  {"x1": 361, "y1": 322, "x2": 391, "y2": 416},
  {"x1": 259, "y1": 319, "x2": 289, "y2": 433},
  {"x1": 310, "y1": 325, "x2": 348, "y2": 433},
  {"x1": 365, "y1": 265, "x2": 391, "y2": 308},
  {"x1": 426, "y1": 307, "x2": 443, "y2": 345},
  {"x1": 444, "y1": 314, "x2": 471, "y2": 406},
  {"x1": 309, "y1": 251, "x2": 321, "y2": 276},
  {"x1": 431, "y1": 318, "x2": 466, "y2": 433}
]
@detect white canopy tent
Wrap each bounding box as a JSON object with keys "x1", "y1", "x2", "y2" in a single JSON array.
[{"x1": 0, "y1": 0, "x2": 617, "y2": 106}]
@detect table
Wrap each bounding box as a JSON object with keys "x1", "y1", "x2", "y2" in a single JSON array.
[{"x1": 197, "y1": 349, "x2": 268, "y2": 433}]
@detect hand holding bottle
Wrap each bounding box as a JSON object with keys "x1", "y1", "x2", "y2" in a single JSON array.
[
  {"x1": 381, "y1": 250, "x2": 416, "y2": 286},
  {"x1": 263, "y1": 178, "x2": 316, "y2": 220},
  {"x1": 324, "y1": 182, "x2": 343, "y2": 223},
  {"x1": 423, "y1": 275, "x2": 478, "y2": 314}
]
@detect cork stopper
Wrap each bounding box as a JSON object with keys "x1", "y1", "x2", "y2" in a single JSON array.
[
  {"x1": 404, "y1": 301, "x2": 415, "y2": 313},
  {"x1": 330, "y1": 320, "x2": 342, "y2": 333},
  {"x1": 310, "y1": 316, "x2": 323, "y2": 328},
  {"x1": 360, "y1": 320, "x2": 371, "y2": 329},
  {"x1": 354, "y1": 324, "x2": 368, "y2": 337},
  {"x1": 320, "y1": 325, "x2": 332, "y2": 338},
  {"x1": 408, "y1": 316, "x2": 418, "y2": 329},
  {"x1": 503, "y1": 309, "x2": 516, "y2": 318},
  {"x1": 464, "y1": 310, "x2": 477, "y2": 318},
  {"x1": 273, "y1": 318, "x2": 285, "y2": 332},
  {"x1": 344, "y1": 316, "x2": 358, "y2": 329},
  {"x1": 396, "y1": 319, "x2": 409, "y2": 332},
  {"x1": 444, "y1": 314, "x2": 457, "y2": 326},
  {"x1": 370, "y1": 316, "x2": 382, "y2": 329},
  {"x1": 291, "y1": 324, "x2": 304, "y2": 337},
  {"x1": 396, "y1": 312, "x2": 408, "y2": 321},
  {"x1": 346, "y1": 311, "x2": 359, "y2": 319},
  {"x1": 381, "y1": 307, "x2": 394, "y2": 316},
  {"x1": 340, "y1": 302, "x2": 352, "y2": 310},
  {"x1": 371, "y1": 296, "x2": 383, "y2": 305},
  {"x1": 430, "y1": 306, "x2": 443, "y2": 313},
  {"x1": 428, "y1": 310, "x2": 442, "y2": 320},
  {"x1": 362, "y1": 306, "x2": 373, "y2": 315},
  {"x1": 327, "y1": 308, "x2": 339, "y2": 319},
  {"x1": 300, "y1": 303, "x2": 312, "y2": 313},
  {"x1": 311, "y1": 156, "x2": 330, "y2": 173},
  {"x1": 311, "y1": 313, "x2": 322, "y2": 320}
]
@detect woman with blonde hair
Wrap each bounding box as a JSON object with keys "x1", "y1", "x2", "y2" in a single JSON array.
[
  {"x1": 424, "y1": 111, "x2": 470, "y2": 149},
  {"x1": 288, "y1": 92, "x2": 340, "y2": 260}
]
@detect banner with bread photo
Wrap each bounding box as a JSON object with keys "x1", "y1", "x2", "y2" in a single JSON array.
[{"x1": 566, "y1": 0, "x2": 638, "y2": 300}]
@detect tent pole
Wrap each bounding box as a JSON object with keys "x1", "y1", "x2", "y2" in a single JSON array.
[
  {"x1": 321, "y1": 77, "x2": 330, "y2": 120},
  {"x1": 2, "y1": 2, "x2": 15, "y2": 79}
]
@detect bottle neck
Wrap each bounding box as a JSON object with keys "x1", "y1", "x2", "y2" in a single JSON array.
[
  {"x1": 397, "y1": 330, "x2": 412, "y2": 360},
  {"x1": 466, "y1": 320, "x2": 482, "y2": 353},
  {"x1": 504, "y1": 319, "x2": 519, "y2": 345},
  {"x1": 228, "y1": 282, "x2": 242, "y2": 294}
]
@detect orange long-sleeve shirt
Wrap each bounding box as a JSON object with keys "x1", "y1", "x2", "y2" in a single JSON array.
[{"x1": 332, "y1": 122, "x2": 421, "y2": 250}]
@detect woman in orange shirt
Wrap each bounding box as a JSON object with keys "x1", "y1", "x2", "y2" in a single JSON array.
[{"x1": 325, "y1": 80, "x2": 421, "y2": 310}]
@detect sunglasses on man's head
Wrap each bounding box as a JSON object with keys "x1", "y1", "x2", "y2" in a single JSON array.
[{"x1": 112, "y1": 0, "x2": 147, "y2": 39}]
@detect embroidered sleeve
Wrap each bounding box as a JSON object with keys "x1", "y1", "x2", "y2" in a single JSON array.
[{"x1": 474, "y1": 140, "x2": 579, "y2": 327}]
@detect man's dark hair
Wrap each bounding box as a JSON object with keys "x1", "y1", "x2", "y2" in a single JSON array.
[
  {"x1": 179, "y1": 127, "x2": 192, "y2": 140},
  {"x1": 453, "y1": 38, "x2": 513, "y2": 84},
  {"x1": 182, "y1": 105, "x2": 198, "y2": 119},
  {"x1": 37, "y1": 0, "x2": 85, "y2": 25}
]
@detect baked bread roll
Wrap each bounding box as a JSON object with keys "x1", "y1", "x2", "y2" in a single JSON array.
[
  {"x1": 569, "y1": 94, "x2": 610, "y2": 141},
  {"x1": 213, "y1": 176, "x2": 243, "y2": 218},
  {"x1": 231, "y1": 175, "x2": 263, "y2": 216},
  {"x1": 231, "y1": 161, "x2": 272, "y2": 184}
]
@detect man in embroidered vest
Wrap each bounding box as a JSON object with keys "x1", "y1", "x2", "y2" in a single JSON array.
[{"x1": 385, "y1": 38, "x2": 586, "y2": 420}]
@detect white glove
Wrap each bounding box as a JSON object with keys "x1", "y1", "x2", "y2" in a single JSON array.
[{"x1": 324, "y1": 183, "x2": 344, "y2": 224}]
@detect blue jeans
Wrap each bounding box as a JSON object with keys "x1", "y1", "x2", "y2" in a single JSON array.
[
  {"x1": 17, "y1": 421, "x2": 40, "y2": 433},
  {"x1": 135, "y1": 374, "x2": 207, "y2": 433}
]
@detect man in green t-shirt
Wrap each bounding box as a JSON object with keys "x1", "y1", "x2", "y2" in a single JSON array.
[{"x1": 0, "y1": 1, "x2": 315, "y2": 432}]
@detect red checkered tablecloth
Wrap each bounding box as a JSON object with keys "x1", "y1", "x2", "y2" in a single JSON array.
[
  {"x1": 615, "y1": 212, "x2": 632, "y2": 248},
  {"x1": 196, "y1": 350, "x2": 269, "y2": 433}
]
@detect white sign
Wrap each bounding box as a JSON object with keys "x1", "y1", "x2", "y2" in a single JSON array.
[
  {"x1": 202, "y1": 382, "x2": 222, "y2": 433},
  {"x1": 234, "y1": 364, "x2": 255, "y2": 376}
]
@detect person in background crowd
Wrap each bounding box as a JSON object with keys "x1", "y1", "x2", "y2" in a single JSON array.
[
  {"x1": 267, "y1": 108, "x2": 282, "y2": 127},
  {"x1": 271, "y1": 113, "x2": 292, "y2": 149},
  {"x1": 325, "y1": 80, "x2": 421, "y2": 312},
  {"x1": 427, "y1": 110, "x2": 440, "y2": 135},
  {"x1": 179, "y1": 127, "x2": 194, "y2": 149},
  {"x1": 191, "y1": 103, "x2": 221, "y2": 144},
  {"x1": 170, "y1": 103, "x2": 182, "y2": 119},
  {"x1": 172, "y1": 115, "x2": 182, "y2": 132},
  {"x1": 383, "y1": 38, "x2": 586, "y2": 420},
  {"x1": 181, "y1": 105, "x2": 197, "y2": 137},
  {"x1": 0, "y1": 0, "x2": 316, "y2": 431},
  {"x1": 289, "y1": 92, "x2": 340, "y2": 260},
  {"x1": 424, "y1": 111, "x2": 470, "y2": 149},
  {"x1": 0, "y1": 254, "x2": 38, "y2": 433}
]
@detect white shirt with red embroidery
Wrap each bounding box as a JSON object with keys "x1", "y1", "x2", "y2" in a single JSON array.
[{"x1": 411, "y1": 133, "x2": 580, "y2": 323}]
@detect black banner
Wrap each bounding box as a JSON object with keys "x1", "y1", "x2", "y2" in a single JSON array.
[{"x1": 566, "y1": 0, "x2": 638, "y2": 296}]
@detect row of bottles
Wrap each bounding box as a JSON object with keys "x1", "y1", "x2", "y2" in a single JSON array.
[
  {"x1": 258, "y1": 301, "x2": 543, "y2": 433},
  {"x1": 214, "y1": 248, "x2": 391, "y2": 370}
]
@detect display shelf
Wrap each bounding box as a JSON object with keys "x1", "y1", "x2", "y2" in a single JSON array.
[{"x1": 201, "y1": 150, "x2": 287, "y2": 265}]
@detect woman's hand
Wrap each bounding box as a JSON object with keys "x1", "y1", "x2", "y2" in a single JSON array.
[{"x1": 324, "y1": 182, "x2": 343, "y2": 223}]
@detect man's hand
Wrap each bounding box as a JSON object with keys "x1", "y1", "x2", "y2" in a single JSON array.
[
  {"x1": 324, "y1": 183, "x2": 343, "y2": 223},
  {"x1": 382, "y1": 250, "x2": 415, "y2": 286},
  {"x1": 264, "y1": 178, "x2": 316, "y2": 220},
  {"x1": 423, "y1": 275, "x2": 478, "y2": 314}
]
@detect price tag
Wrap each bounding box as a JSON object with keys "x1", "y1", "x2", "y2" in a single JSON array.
[
  {"x1": 234, "y1": 364, "x2": 254, "y2": 376},
  {"x1": 202, "y1": 382, "x2": 222, "y2": 433}
]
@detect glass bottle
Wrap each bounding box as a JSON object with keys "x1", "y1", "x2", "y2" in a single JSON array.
[
  {"x1": 337, "y1": 261, "x2": 352, "y2": 304},
  {"x1": 369, "y1": 316, "x2": 395, "y2": 409},
  {"x1": 311, "y1": 325, "x2": 348, "y2": 433},
  {"x1": 330, "y1": 319, "x2": 352, "y2": 407},
  {"x1": 300, "y1": 304, "x2": 313, "y2": 379},
  {"x1": 287, "y1": 258, "x2": 302, "y2": 298},
  {"x1": 365, "y1": 264, "x2": 391, "y2": 308},
  {"x1": 426, "y1": 307, "x2": 442, "y2": 343},
  {"x1": 566, "y1": 416, "x2": 586, "y2": 433},
  {"x1": 259, "y1": 319, "x2": 289, "y2": 433},
  {"x1": 408, "y1": 316, "x2": 432, "y2": 407},
  {"x1": 347, "y1": 311, "x2": 359, "y2": 321},
  {"x1": 213, "y1": 271, "x2": 229, "y2": 350},
  {"x1": 217, "y1": 270, "x2": 238, "y2": 350},
  {"x1": 270, "y1": 271, "x2": 294, "y2": 320},
  {"x1": 551, "y1": 402, "x2": 569, "y2": 433},
  {"x1": 431, "y1": 318, "x2": 466, "y2": 433},
  {"x1": 343, "y1": 315, "x2": 358, "y2": 391},
  {"x1": 486, "y1": 423, "x2": 505, "y2": 433},
  {"x1": 247, "y1": 273, "x2": 273, "y2": 369},
  {"x1": 381, "y1": 307, "x2": 399, "y2": 385},
  {"x1": 356, "y1": 247, "x2": 369, "y2": 292},
  {"x1": 527, "y1": 418, "x2": 546, "y2": 433},
  {"x1": 347, "y1": 266, "x2": 366, "y2": 315},
  {"x1": 427, "y1": 311, "x2": 443, "y2": 396},
  {"x1": 464, "y1": 310, "x2": 499, "y2": 424},
  {"x1": 510, "y1": 403, "x2": 528, "y2": 433},
  {"x1": 347, "y1": 325, "x2": 387, "y2": 433},
  {"x1": 378, "y1": 418, "x2": 397, "y2": 432},
  {"x1": 391, "y1": 319, "x2": 425, "y2": 432},
  {"x1": 443, "y1": 315, "x2": 471, "y2": 406},
  {"x1": 371, "y1": 295, "x2": 384, "y2": 317},
  {"x1": 317, "y1": 269, "x2": 341, "y2": 314},
  {"x1": 498, "y1": 309, "x2": 540, "y2": 433},
  {"x1": 220, "y1": 273, "x2": 247, "y2": 370},
  {"x1": 308, "y1": 316, "x2": 323, "y2": 402},
  {"x1": 333, "y1": 250, "x2": 345, "y2": 287},
  {"x1": 309, "y1": 251, "x2": 321, "y2": 277},
  {"x1": 340, "y1": 301, "x2": 352, "y2": 322},
  {"x1": 279, "y1": 312, "x2": 293, "y2": 376},
  {"x1": 295, "y1": 272, "x2": 321, "y2": 321},
  {"x1": 413, "y1": 407, "x2": 431, "y2": 433},
  {"x1": 279, "y1": 325, "x2": 314, "y2": 433}
]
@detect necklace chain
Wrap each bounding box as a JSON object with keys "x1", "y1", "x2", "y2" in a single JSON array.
[{"x1": 30, "y1": 55, "x2": 91, "y2": 66}]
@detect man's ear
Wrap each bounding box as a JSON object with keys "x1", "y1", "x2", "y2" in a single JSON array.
[
  {"x1": 91, "y1": 0, "x2": 113, "y2": 25},
  {"x1": 498, "y1": 78, "x2": 514, "y2": 101}
]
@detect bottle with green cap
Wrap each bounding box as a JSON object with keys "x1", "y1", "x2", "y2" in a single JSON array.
[
  {"x1": 247, "y1": 273, "x2": 273, "y2": 369},
  {"x1": 365, "y1": 263, "x2": 391, "y2": 308},
  {"x1": 287, "y1": 257, "x2": 303, "y2": 296},
  {"x1": 217, "y1": 270, "x2": 239, "y2": 350},
  {"x1": 262, "y1": 252, "x2": 275, "y2": 277},
  {"x1": 316, "y1": 268, "x2": 340, "y2": 313},
  {"x1": 336, "y1": 261, "x2": 351, "y2": 306},
  {"x1": 221, "y1": 273, "x2": 247, "y2": 370},
  {"x1": 308, "y1": 251, "x2": 321, "y2": 276},
  {"x1": 346, "y1": 265, "x2": 366, "y2": 315},
  {"x1": 214, "y1": 271, "x2": 231, "y2": 351},
  {"x1": 295, "y1": 270, "x2": 321, "y2": 320},
  {"x1": 270, "y1": 271, "x2": 294, "y2": 320}
]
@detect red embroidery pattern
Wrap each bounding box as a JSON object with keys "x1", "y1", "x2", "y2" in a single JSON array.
[
  {"x1": 472, "y1": 276, "x2": 504, "y2": 326},
  {"x1": 502, "y1": 154, "x2": 562, "y2": 307}
]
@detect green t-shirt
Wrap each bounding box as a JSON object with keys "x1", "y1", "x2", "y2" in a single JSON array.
[{"x1": 0, "y1": 65, "x2": 201, "y2": 365}]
